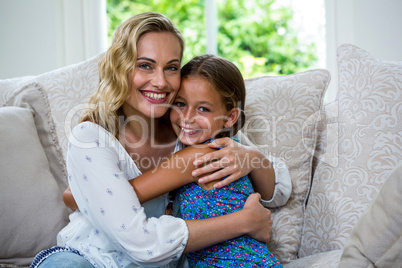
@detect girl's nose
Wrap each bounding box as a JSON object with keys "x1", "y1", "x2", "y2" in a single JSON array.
[{"x1": 183, "y1": 108, "x2": 196, "y2": 123}]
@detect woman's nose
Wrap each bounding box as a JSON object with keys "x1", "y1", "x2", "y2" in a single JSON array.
[{"x1": 151, "y1": 68, "x2": 167, "y2": 88}]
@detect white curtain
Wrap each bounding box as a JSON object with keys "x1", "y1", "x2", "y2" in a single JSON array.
[{"x1": 62, "y1": 0, "x2": 108, "y2": 65}]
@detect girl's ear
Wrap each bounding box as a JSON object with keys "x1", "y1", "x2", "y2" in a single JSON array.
[{"x1": 224, "y1": 108, "x2": 241, "y2": 128}]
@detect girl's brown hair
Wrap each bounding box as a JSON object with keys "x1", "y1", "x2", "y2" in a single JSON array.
[
  {"x1": 81, "y1": 12, "x2": 185, "y2": 136},
  {"x1": 180, "y1": 54, "x2": 246, "y2": 137}
]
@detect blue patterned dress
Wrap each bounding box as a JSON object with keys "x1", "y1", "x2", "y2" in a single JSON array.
[{"x1": 177, "y1": 141, "x2": 283, "y2": 268}]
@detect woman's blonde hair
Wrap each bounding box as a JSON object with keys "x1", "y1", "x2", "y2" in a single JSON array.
[{"x1": 81, "y1": 12, "x2": 185, "y2": 136}]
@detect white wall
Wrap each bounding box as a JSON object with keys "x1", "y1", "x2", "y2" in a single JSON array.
[
  {"x1": 325, "y1": 0, "x2": 402, "y2": 102},
  {"x1": 1, "y1": 0, "x2": 401, "y2": 91},
  {"x1": 0, "y1": 0, "x2": 107, "y2": 79}
]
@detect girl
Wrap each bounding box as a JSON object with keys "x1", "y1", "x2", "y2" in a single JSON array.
[{"x1": 167, "y1": 54, "x2": 284, "y2": 267}]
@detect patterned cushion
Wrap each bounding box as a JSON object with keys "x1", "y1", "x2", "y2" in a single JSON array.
[
  {"x1": 299, "y1": 44, "x2": 402, "y2": 256},
  {"x1": 339, "y1": 160, "x2": 402, "y2": 266},
  {"x1": 35, "y1": 53, "x2": 102, "y2": 159},
  {"x1": 283, "y1": 249, "x2": 342, "y2": 268},
  {"x1": 243, "y1": 69, "x2": 330, "y2": 263}
]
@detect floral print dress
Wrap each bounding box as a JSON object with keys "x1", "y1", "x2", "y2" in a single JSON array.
[{"x1": 177, "y1": 141, "x2": 283, "y2": 268}]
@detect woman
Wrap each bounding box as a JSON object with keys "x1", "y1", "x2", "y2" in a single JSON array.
[{"x1": 31, "y1": 12, "x2": 289, "y2": 268}]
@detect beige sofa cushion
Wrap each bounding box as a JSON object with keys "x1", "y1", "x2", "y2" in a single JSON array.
[
  {"x1": 0, "y1": 83, "x2": 70, "y2": 267},
  {"x1": 339, "y1": 160, "x2": 402, "y2": 267},
  {"x1": 284, "y1": 249, "x2": 342, "y2": 268},
  {"x1": 243, "y1": 69, "x2": 330, "y2": 263},
  {"x1": 300, "y1": 44, "x2": 402, "y2": 257}
]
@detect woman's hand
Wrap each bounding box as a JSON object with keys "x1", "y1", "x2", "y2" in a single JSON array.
[
  {"x1": 184, "y1": 192, "x2": 272, "y2": 253},
  {"x1": 242, "y1": 193, "x2": 272, "y2": 243},
  {"x1": 192, "y1": 137, "x2": 257, "y2": 188}
]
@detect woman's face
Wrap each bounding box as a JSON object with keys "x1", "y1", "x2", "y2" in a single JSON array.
[
  {"x1": 170, "y1": 76, "x2": 230, "y2": 146},
  {"x1": 124, "y1": 32, "x2": 182, "y2": 119}
]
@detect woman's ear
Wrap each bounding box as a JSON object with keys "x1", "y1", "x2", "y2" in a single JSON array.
[{"x1": 224, "y1": 107, "x2": 241, "y2": 128}]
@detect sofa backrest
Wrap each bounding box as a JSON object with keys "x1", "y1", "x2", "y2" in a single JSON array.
[{"x1": 299, "y1": 43, "x2": 402, "y2": 257}]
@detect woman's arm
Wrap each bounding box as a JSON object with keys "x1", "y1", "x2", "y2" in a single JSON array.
[{"x1": 184, "y1": 192, "x2": 272, "y2": 253}]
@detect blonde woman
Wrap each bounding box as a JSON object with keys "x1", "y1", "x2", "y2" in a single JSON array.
[{"x1": 31, "y1": 12, "x2": 289, "y2": 268}]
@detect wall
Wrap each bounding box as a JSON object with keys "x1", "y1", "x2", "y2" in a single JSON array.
[
  {"x1": 325, "y1": 0, "x2": 402, "y2": 102},
  {"x1": 0, "y1": 0, "x2": 107, "y2": 79},
  {"x1": 1, "y1": 0, "x2": 401, "y2": 90}
]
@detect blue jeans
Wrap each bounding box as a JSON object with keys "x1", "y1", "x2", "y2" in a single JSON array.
[{"x1": 36, "y1": 251, "x2": 93, "y2": 268}]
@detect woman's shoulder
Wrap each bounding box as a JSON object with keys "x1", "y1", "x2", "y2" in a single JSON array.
[{"x1": 69, "y1": 121, "x2": 114, "y2": 145}]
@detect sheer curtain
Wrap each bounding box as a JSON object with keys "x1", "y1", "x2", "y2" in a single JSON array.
[{"x1": 62, "y1": 0, "x2": 108, "y2": 66}]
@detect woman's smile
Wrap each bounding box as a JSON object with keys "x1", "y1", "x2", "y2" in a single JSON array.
[
  {"x1": 140, "y1": 90, "x2": 169, "y2": 103},
  {"x1": 123, "y1": 31, "x2": 182, "y2": 118}
]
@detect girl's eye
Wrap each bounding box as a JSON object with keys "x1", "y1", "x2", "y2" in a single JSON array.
[
  {"x1": 174, "y1": 101, "x2": 185, "y2": 107},
  {"x1": 199, "y1": 107, "x2": 210, "y2": 112}
]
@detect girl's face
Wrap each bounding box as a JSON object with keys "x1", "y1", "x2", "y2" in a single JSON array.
[
  {"x1": 123, "y1": 32, "x2": 182, "y2": 119},
  {"x1": 170, "y1": 76, "x2": 236, "y2": 145}
]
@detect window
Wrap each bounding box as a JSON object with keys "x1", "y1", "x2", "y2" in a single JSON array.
[{"x1": 106, "y1": 0, "x2": 323, "y2": 78}]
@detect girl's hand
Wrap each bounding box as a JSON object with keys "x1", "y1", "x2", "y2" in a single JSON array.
[
  {"x1": 242, "y1": 193, "x2": 272, "y2": 243},
  {"x1": 192, "y1": 137, "x2": 256, "y2": 188},
  {"x1": 63, "y1": 186, "x2": 79, "y2": 211}
]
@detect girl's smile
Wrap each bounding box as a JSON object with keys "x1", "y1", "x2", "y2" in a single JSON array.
[{"x1": 170, "y1": 76, "x2": 233, "y2": 145}]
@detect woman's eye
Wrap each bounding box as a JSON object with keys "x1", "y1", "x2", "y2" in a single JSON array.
[
  {"x1": 167, "y1": 65, "x2": 179, "y2": 71},
  {"x1": 138, "y1": 63, "x2": 151, "y2": 69},
  {"x1": 199, "y1": 107, "x2": 210, "y2": 112}
]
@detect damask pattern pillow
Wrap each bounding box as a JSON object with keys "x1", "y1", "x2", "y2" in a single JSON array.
[
  {"x1": 339, "y1": 160, "x2": 402, "y2": 267},
  {"x1": 299, "y1": 44, "x2": 402, "y2": 257},
  {"x1": 243, "y1": 69, "x2": 330, "y2": 263},
  {"x1": 284, "y1": 249, "x2": 343, "y2": 268},
  {"x1": 35, "y1": 53, "x2": 102, "y2": 159}
]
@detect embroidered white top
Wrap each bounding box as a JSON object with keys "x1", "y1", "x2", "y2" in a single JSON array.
[{"x1": 57, "y1": 121, "x2": 291, "y2": 268}]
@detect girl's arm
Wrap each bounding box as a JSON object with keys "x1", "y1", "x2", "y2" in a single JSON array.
[
  {"x1": 192, "y1": 133, "x2": 292, "y2": 207},
  {"x1": 191, "y1": 137, "x2": 276, "y2": 200},
  {"x1": 130, "y1": 145, "x2": 217, "y2": 202},
  {"x1": 63, "y1": 144, "x2": 218, "y2": 210}
]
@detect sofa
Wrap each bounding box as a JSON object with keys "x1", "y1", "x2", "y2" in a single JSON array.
[{"x1": 1, "y1": 43, "x2": 401, "y2": 267}]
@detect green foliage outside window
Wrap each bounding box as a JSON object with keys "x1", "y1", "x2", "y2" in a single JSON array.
[{"x1": 106, "y1": 0, "x2": 317, "y2": 78}]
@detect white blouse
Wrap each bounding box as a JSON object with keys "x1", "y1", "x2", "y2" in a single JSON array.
[{"x1": 58, "y1": 121, "x2": 291, "y2": 268}]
